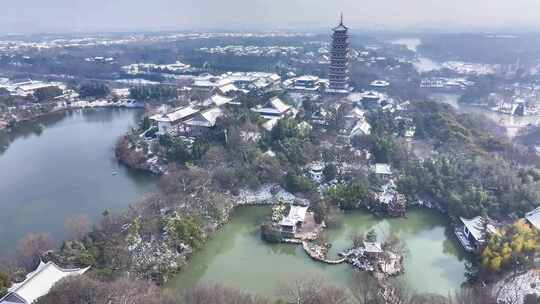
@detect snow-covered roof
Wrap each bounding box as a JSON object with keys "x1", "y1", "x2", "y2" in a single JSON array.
[
  {"x1": 362, "y1": 90, "x2": 384, "y2": 100},
  {"x1": 280, "y1": 205, "x2": 308, "y2": 227},
  {"x1": 17, "y1": 82, "x2": 61, "y2": 92},
  {"x1": 0, "y1": 261, "x2": 89, "y2": 304},
  {"x1": 370, "y1": 80, "x2": 390, "y2": 87},
  {"x1": 525, "y1": 207, "x2": 540, "y2": 231},
  {"x1": 218, "y1": 83, "x2": 239, "y2": 94},
  {"x1": 267, "y1": 97, "x2": 291, "y2": 113},
  {"x1": 374, "y1": 163, "x2": 392, "y2": 175},
  {"x1": 153, "y1": 106, "x2": 199, "y2": 123},
  {"x1": 252, "y1": 97, "x2": 292, "y2": 117},
  {"x1": 333, "y1": 23, "x2": 349, "y2": 31},
  {"x1": 295, "y1": 75, "x2": 320, "y2": 82},
  {"x1": 185, "y1": 107, "x2": 223, "y2": 128},
  {"x1": 268, "y1": 74, "x2": 281, "y2": 82},
  {"x1": 209, "y1": 94, "x2": 233, "y2": 106},
  {"x1": 363, "y1": 241, "x2": 383, "y2": 253},
  {"x1": 351, "y1": 120, "x2": 371, "y2": 137},
  {"x1": 345, "y1": 107, "x2": 366, "y2": 120},
  {"x1": 460, "y1": 216, "x2": 498, "y2": 242}
]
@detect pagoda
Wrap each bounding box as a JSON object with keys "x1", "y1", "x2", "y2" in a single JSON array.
[{"x1": 327, "y1": 14, "x2": 352, "y2": 94}]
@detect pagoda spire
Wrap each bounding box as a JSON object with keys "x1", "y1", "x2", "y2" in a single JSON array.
[{"x1": 340, "y1": 12, "x2": 344, "y2": 26}]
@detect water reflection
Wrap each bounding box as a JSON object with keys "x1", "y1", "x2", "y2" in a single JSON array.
[{"x1": 169, "y1": 207, "x2": 468, "y2": 297}]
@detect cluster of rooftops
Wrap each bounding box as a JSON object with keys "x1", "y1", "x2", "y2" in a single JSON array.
[{"x1": 150, "y1": 94, "x2": 295, "y2": 136}]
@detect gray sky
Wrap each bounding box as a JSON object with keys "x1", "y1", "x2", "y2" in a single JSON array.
[{"x1": 3, "y1": 0, "x2": 540, "y2": 33}]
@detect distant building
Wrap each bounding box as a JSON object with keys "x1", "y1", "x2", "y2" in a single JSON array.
[
  {"x1": 363, "y1": 241, "x2": 383, "y2": 259},
  {"x1": 374, "y1": 163, "x2": 392, "y2": 176},
  {"x1": 370, "y1": 80, "x2": 390, "y2": 88},
  {"x1": 216, "y1": 83, "x2": 241, "y2": 96},
  {"x1": 283, "y1": 75, "x2": 326, "y2": 92},
  {"x1": 251, "y1": 97, "x2": 293, "y2": 119},
  {"x1": 327, "y1": 14, "x2": 352, "y2": 95},
  {"x1": 0, "y1": 261, "x2": 90, "y2": 304},
  {"x1": 183, "y1": 107, "x2": 224, "y2": 136},
  {"x1": 280, "y1": 205, "x2": 309, "y2": 238},
  {"x1": 350, "y1": 120, "x2": 371, "y2": 137},
  {"x1": 361, "y1": 91, "x2": 385, "y2": 110},
  {"x1": 150, "y1": 105, "x2": 199, "y2": 135},
  {"x1": 308, "y1": 162, "x2": 325, "y2": 183},
  {"x1": 202, "y1": 94, "x2": 235, "y2": 107}
]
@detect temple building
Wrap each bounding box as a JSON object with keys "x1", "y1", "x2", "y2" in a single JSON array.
[
  {"x1": 327, "y1": 14, "x2": 352, "y2": 94},
  {"x1": 0, "y1": 261, "x2": 90, "y2": 304}
]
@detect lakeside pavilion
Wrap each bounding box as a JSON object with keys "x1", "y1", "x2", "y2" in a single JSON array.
[{"x1": 0, "y1": 261, "x2": 89, "y2": 304}]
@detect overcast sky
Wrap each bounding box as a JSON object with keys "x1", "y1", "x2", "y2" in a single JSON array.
[{"x1": 3, "y1": 0, "x2": 540, "y2": 33}]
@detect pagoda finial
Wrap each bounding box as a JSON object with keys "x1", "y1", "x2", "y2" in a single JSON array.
[{"x1": 340, "y1": 12, "x2": 344, "y2": 25}]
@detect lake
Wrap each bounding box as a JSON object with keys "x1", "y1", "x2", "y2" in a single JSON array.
[
  {"x1": 0, "y1": 109, "x2": 156, "y2": 254},
  {"x1": 169, "y1": 206, "x2": 468, "y2": 298},
  {"x1": 0, "y1": 108, "x2": 469, "y2": 298}
]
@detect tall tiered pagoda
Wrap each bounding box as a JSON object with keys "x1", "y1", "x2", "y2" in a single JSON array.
[{"x1": 327, "y1": 14, "x2": 352, "y2": 94}]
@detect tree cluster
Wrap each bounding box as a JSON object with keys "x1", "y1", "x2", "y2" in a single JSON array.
[
  {"x1": 33, "y1": 86, "x2": 63, "y2": 102},
  {"x1": 397, "y1": 156, "x2": 540, "y2": 218},
  {"x1": 129, "y1": 85, "x2": 178, "y2": 101},
  {"x1": 77, "y1": 82, "x2": 111, "y2": 99},
  {"x1": 480, "y1": 220, "x2": 540, "y2": 276}
]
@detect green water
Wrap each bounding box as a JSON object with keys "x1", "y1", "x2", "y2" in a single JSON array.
[{"x1": 169, "y1": 207, "x2": 468, "y2": 297}]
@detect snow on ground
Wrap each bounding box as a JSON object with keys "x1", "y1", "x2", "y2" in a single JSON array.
[{"x1": 495, "y1": 270, "x2": 540, "y2": 304}]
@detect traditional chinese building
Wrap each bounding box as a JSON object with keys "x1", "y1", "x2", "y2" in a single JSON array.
[
  {"x1": 327, "y1": 14, "x2": 352, "y2": 94},
  {"x1": 0, "y1": 261, "x2": 90, "y2": 304}
]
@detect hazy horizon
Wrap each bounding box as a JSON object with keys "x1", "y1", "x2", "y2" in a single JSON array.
[{"x1": 3, "y1": 0, "x2": 540, "y2": 34}]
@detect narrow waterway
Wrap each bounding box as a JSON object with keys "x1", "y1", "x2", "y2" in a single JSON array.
[
  {"x1": 0, "y1": 109, "x2": 156, "y2": 254},
  {"x1": 389, "y1": 37, "x2": 443, "y2": 73},
  {"x1": 169, "y1": 207, "x2": 468, "y2": 297},
  {"x1": 430, "y1": 93, "x2": 540, "y2": 138}
]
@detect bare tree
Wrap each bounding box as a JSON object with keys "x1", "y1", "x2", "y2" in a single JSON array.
[
  {"x1": 454, "y1": 286, "x2": 497, "y2": 304},
  {"x1": 35, "y1": 275, "x2": 107, "y2": 304},
  {"x1": 349, "y1": 232, "x2": 365, "y2": 248},
  {"x1": 350, "y1": 272, "x2": 384, "y2": 304},
  {"x1": 280, "y1": 277, "x2": 351, "y2": 304},
  {"x1": 106, "y1": 278, "x2": 163, "y2": 304},
  {"x1": 37, "y1": 276, "x2": 167, "y2": 304},
  {"x1": 64, "y1": 214, "x2": 91, "y2": 240},
  {"x1": 183, "y1": 284, "x2": 270, "y2": 304},
  {"x1": 16, "y1": 232, "x2": 54, "y2": 269},
  {"x1": 408, "y1": 293, "x2": 452, "y2": 304}
]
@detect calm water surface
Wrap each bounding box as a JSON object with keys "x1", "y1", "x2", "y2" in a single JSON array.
[
  {"x1": 169, "y1": 207, "x2": 468, "y2": 297},
  {"x1": 0, "y1": 109, "x2": 156, "y2": 254},
  {"x1": 431, "y1": 93, "x2": 540, "y2": 138}
]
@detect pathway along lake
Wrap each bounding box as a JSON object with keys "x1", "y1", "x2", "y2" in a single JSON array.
[
  {"x1": 169, "y1": 207, "x2": 469, "y2": 297},
  {"x1": 0, "y1": 109, "x2": 156, "y2": 254}
]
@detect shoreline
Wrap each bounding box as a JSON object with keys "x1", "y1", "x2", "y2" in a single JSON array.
[{"x1": 0, "y1": 101, "x2": 145, "y2": 133}]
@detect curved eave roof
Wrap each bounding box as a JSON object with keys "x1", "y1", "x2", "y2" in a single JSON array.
[{"x1": 332, "y1": 24, "x2": 349, "y2": 31}]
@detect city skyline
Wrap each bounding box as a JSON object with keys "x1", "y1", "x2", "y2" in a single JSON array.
[{"x1": 3, "y1": 0, "x2": 540, "y2": 34}]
